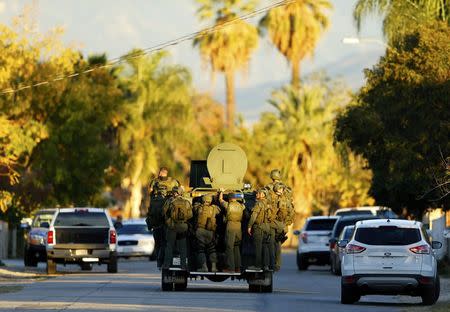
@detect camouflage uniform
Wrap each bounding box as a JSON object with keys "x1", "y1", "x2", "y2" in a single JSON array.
[
  {"x1": 144, "y1": 175, "x2": 180, "y2": 268},
  {"x1": 247, "y1": 190, "x2": 271, "y2": 270},
  {"x1": 220, "y1": 194, "x2": 245, "y2": 272},
  {"x1": 162, "y1": 188, "x2": 192, "y2": 269},
  {"x1": 194, "y1": 195, "x2": 221, "y2": 272}
]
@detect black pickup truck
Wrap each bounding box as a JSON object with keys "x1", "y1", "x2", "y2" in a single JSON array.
[{"x1": 46, "y1": 208, "x2": 118, "y2": 274}]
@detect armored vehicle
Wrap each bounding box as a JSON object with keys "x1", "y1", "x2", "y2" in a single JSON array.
[{"x1": 161, "y1": 143, "x2": 273, "y2": 292}]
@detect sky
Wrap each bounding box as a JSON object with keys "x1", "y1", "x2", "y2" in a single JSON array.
[{"x1": 0, "y1": 0, "x2": 386, "y2": 122}]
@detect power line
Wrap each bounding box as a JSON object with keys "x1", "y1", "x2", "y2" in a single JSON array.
[{"x1": 0, "y1": 0, "x2": 295, "y2": 95}]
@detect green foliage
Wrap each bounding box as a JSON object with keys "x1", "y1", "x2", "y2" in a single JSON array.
[
  {"x1": 335, "y1": 22, "x2": 450, "y2": 216},
  {"x1": 243, "y1": 75, "x2": 373, "y2": 217},
  {"x1": 354, "y1": 0, "x2": 450, "y2": 42},
  {"x1": 259, "y1": 0, "x2": 332, "y2": 86}
]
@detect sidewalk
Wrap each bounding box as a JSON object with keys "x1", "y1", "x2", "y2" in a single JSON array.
[{"x1": 0, "y1": 259, "x2": 47, "y2": 279}]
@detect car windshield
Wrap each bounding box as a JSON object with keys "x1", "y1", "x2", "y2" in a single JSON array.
[
  {"x1": 305, "y1": 219, "x2": 337, "y2": 231},
  {"x1": 32, "y1": 213, "x2": 54, "y2": 227},
  {"x1": 342, "y1": 227, "x2": 355, "y2": 240},
  {"x1": 54, "y1": 211, "x2": 109, "y2": 227},
  {"x1": 118, "y1": 224, "x2": 151, "y2": 235},
  {"x1": 355, "y1": 226, "x2": 421, "y2": 245}
]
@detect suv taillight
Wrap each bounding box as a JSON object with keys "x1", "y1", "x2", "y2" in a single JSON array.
[
  {"x1": 47, "y1": 230, "x2": 54, "y2": 244},
  {"x1": 345, "y1": 243, "x2": 366, "y2": 254},
  {"x1": 109, "y1": 229, "x2": 117, "y2": 244},
  {"x1": 300, "y1": 232, "x2": 308, "y2": 244},
  {"x1": 410, "y1": 244, "x2": 430, "y2": 254}
]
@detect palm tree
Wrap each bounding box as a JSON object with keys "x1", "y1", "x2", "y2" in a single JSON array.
[
  {"x1": 259, "y1": 0, "x2": 332, "y2": 88},
  {"x1": 193, "y1": 0, "x2": 259, "y2": 132},
  {"x1": 118, "y1": 50, "x2": 193, "y2": 218},
  {"x1": 354, "y1": 0, "x2": 450, "y2": 42}
]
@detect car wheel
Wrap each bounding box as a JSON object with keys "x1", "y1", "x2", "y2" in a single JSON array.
[
  {"x1": 174, "y1": 277, "x2": 187, "y2": 291},
  {"x1": 161, "y1": 269, "x2": 173, "y2": 291},
  {"x1": 421, "y1": 275, "x2": 440, "y2": 306},
  {"x1": 341, "y1": 281, "x2": 360, "y2": 304},
  {"x1": 330, "y1": 256, "x2": 337, "y2": 275},
  {"x1": 249, "y1": 284, "x2": 261, "y2": 293},
  {"x1": 149, "y1": 251, "x2": 157, "y2": 261},
  {"x1": 107, "y1": 254, "x2": 118, "y2": 273},
  {"x1": 46, "y1": 258, "x2": 56, "y2": 275},
  {"x1": 80, "y1": 263, "x2": 93, "y2": 271},
  {"x1": 24, "y1": 248, "x2": 38, "y2": 267},
  {"x1": 336, "y1": 258, "x2": 342, "y2": 276},
  {"x1": 297, "y1": 253, "x2": 308, "y2": 271}
]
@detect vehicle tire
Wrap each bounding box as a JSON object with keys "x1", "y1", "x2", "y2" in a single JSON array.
[
  {"x1": 107, "y1": 255, "x2": 118, "y2": 273},
  {"x1": 297, "y1": 253, "x2": 308, "y2": 271},
  {"x1": 80, "y1": 263, "x2": 93, "y2": 271},
  {"x1": 46, "y1": 258, "x2": 56, "y2": 275},
  {"x1": 421, "y1": 276, "x2": 440, "y2": 306},
  {"x1": 174, "y1": 277, "x2": 187, "y2": 291},
  {"x1": 149, "y1": 251, "x2": 157, "y2": 261},
  {"x1": 161, "y1": 270, "x2": 173, "y2": 291},
  {"x1": 262, "y1": 272, "x2": 273, "y2": 293},
  {"x1": 330, "y1": 256, "x2": 337, "y2": 275},
  {"x1": 24, "y1": 248, "x2": 38, "y2": 267},
  {"x1": 341, "y1": 283, "x2": 360, "y2": 304}
]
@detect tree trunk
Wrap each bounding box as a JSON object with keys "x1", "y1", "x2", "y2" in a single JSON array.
[
  {"x1": 291, "y1": 60, "x2": 301, "y2": 89},
  {"x1": 129, "y1": 181, "x2": 143, "y2": 219},
  {"x1": 224, "y1": 69, "x2": 236, "y2": 132}
]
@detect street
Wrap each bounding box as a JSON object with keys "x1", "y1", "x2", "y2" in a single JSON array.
[{"x1": 0, "y1": 251, "x2": 440, "y2": 312}]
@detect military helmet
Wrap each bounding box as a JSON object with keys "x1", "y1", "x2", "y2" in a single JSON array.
[
  {"x1": 172, "y1": 186, "x2": 182, "y2": 195},
  {"x1": 274, "y1": 182, "x2": 285, "y2": 193},
  {"x1": 270, "y1": 169, "x2": 281, "y2": 180},
  {"x1": 202, "y1": 194, "x2": 213, "y2": 204},
  {"x1": 257, "y1": 189, "x2": 268, "y2": 197}
]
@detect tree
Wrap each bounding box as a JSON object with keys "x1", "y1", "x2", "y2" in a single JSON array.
[
  {"x1": 194, "y1": 0, "x2": 259, "y2": 131},
  {"x1": 335, "y1": 22, "x2": 450, "y2": 217},
  {"x1": 244, "y1": 76, "x2": 373, "y2": 245},
  {"x1": 259, "y1": 0, "x2": 332, "y2": 88},
  {"x1": 354, "y1": 0, "x2": 450, "y2": 42},
  {"x1": 118, "y1": 50, "x2": 194, "y2": 218}
]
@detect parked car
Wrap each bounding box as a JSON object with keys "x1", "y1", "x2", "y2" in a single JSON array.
[
  {"x1": 340, "y1": 219, "x2": 442, "y2": 305},
  {"x1": 294, "y1": 216, "x2": 339, "y2": 270},
  {"x1": 22, "y1": 209, "x2": 56, "y2": 267},
  {"x1": 330, "y1": 225, "x2": 355, "y2": 275},
  {"x1": 334, "y1": 206, "x2": 398, "y2": 219},
  {"x1": 329, "y1": 215, "x2": 380, "y2": 262},
  {"x1": 46, "y1": 208, "x2": 118, "y2": 274},
  {"x1": 117, "y1": 219, "x2": 155, "y2": 260}
]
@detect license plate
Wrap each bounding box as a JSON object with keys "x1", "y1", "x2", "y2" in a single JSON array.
[
  {"x1": 75, "y1": 249, "x2": 88, "y2": 255},
  {"x1": 172, "y1": 257, "x2": 181, "y2": 266}
]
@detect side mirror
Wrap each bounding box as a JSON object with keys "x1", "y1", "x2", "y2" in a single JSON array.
[
  {"x1": 293, "y1": 230, "x2": 301, "y2": 236},
  {"x1": 431, "y1": 241, "x2": 442, "y2": 250},
  {"x1": 40, "y1": 222, "x2": 50, "y2": 229},
  {"x1": 338, "y1": 240, "x2": 348, "y2": 248}
]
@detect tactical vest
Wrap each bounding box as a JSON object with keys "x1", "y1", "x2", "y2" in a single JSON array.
[
  {"x1": 226, "y1": 201, "x2": 244, "y2": 222},
  {"x1": 152, "y1": 177, "x2": 177, "y2": 198},
  {"x1": 169, "y1": 198, "x2": 192, "y2": 223},
  {"x1": 253, "y1": 201, "x2": 266, "y2": 225},
  {"x1": 197, "y1": 204, "x2": 218, "y2": 231}
]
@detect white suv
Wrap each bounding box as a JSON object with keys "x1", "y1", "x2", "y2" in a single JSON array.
[
  {"x1": 294, "y1": 216, "x2": 339, "y2": 270},
  {"x1": 340, "y1": 219, "x2": 442, "y2": 305}
]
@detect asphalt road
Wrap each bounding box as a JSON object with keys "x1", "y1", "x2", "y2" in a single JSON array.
[{"x1": 0, "y1": 252, "x2": 436, "y2": 312}]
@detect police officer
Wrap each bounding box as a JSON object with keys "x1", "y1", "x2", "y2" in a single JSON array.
[
  {"x1": 194, "y1": 194, "x2": 221, "y2": 272},
  {"x1": 144, "y1": 167, "x2": 180, "y2": 269},
  {"x1": 247, "y1": 189, "x2": 271, "y2": 270},
  {"x1": 273, "y1": 183, "x2": 289, "y2": 271},
  {"x1": 162, "y1": 186, "x2": 192, "y2": 270},
  {"x1": 219, "y1": 191, "x2": 245, "y2": 273}
]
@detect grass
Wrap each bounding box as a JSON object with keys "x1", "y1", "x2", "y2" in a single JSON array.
[{"x1": 0, "y1": 285, "x2": 23, "y2": 294}]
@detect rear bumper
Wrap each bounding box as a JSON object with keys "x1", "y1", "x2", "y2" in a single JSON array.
[
  {"x1": 298, "y1": 251, "x2": 330, "y2": 265},
  {"x1": 47, "y1": 245, "x2": 115, "y2": 264},
  {"x1": 342, "y1": 274, "x2": 436, "y2": 295}
]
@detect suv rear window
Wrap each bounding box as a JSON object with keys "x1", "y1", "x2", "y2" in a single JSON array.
[
  {"x1": 54, "y1": 211, "x2": 109, "y2": 227},
  {"x1": 306, "y1": 219, "x2": 337, "y2": 231},
  {"x1": 355, "y1": 226, "x2": 421, "y2": 245}
]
